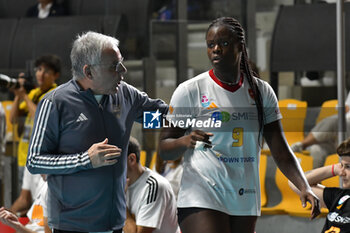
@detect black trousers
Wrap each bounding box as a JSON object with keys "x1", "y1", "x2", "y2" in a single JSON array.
[{"x1": 53, "y1": 229, "x2": 122, "y2": 233}]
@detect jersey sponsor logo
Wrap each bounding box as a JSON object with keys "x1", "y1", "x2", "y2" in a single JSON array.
[
  {"x1": 211, "y1": 111, "x2": 231, "y2": 122},
  {"x1": 325, "y1": 226, "x2": 340, "y2": 233},
  {"x1": 169, "y1": 105, "x2": 174, "y2": 114},
  {"x1": 201, "y1": 94, "x2": 218, "y2": 109},
  {"x1": 238, "y1": 188, "x2": 256, "y2": 196},
  {"x1": 146, "y1": 176, "x2": 158, "y2": 204},
  {"x1": 201, "y1": 95, "x2": 210, "y2": 107},
  {"x1": 143, "y1": 110, "x2": 162, "y2": 129},
  {"x1": 327, "y1": 212, "x2": 350, "y2": 224},
  {"x1": 231, "y1": 112, "x2": 257, "y2": 120},
  {"x1": 217, "y1": 156, "x2": 255, "y2": 163},
  {"x1": 76, "y1": 113, "x2": 88, "y2": 122},
  {"x1": 211, "y1": 111, "x2": 257, "y2": 122},
  {"x1": 338, "y1": 195, "x2": 350, "y2": 206},
  {"x1": 207, "y1": 102, "x2": 218, "y2": 109}
]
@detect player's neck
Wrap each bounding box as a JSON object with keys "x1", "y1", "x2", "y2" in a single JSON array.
[
  {"x1": 213, "y1": 67, "x2": 241, "y2": 84},
  {"x1": 129, "y1": 165, "x2": 145, "y2": 185}
]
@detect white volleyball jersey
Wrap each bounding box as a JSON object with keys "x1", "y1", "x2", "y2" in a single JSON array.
[
  {"x1": 126, "y1": 168, "x2": 180, "y2": 233},
  {"x1": 166, "y1": 69, "x2": 282, "y2": 216}
]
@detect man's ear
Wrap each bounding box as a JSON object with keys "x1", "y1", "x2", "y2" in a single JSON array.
[
  {"x1": 83, "y1": 65, "x2": 93, "y2": 79},
  {"x1": 128, "y1": 153, "x2": 137, "y2": 164}
]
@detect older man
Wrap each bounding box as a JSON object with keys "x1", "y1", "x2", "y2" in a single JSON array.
[{"x1": 27, "y1": 31, "x2": 168, "y2": 233}]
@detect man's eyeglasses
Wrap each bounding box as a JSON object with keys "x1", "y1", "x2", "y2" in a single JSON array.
[{"x1": 90, "y1": 57, "x2": 125, "y2": 73}]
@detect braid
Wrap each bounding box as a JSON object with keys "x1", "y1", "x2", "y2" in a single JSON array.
[
  {"x1": 242, "y1": 47, "x2": 265, "y2": 144},
  {"x1": 207, "y1": 17, "x2": 265, "y2": 144}
]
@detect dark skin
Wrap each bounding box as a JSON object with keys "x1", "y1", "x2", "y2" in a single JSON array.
[
  {"x1": 206, "y1": 25, "x2": 242, "y2": 83},
  {"x1": 159, "y1": 23, "x2": 320, "y2": 233}
]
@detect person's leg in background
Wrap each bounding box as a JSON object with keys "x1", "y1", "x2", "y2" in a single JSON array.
[
  {"x1": 309, "y1": 143, "x2": 335, "y2": 168},
  {"x1": 291, "y1": 115, "x2": 338, "y2": 153}
]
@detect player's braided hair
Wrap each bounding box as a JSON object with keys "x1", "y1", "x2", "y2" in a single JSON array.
[{"x1": 207, "y1": 17, "x2": 265, "y2": 143}]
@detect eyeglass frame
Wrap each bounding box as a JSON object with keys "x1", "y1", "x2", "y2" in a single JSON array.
[{"x1": 89, "y1": 57, "x2": 126, "y2": 73}]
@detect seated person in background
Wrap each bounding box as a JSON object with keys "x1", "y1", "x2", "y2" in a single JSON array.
[
  {"x1": 10, "y1": 54, "x2": 60, "y2": 193},
  {"x1": 26, "y1": 0, "x2": 66, "y2": 18},
  {"x1": 0, "y1": 175, "x2": 49, "y2": 233},
  {"x1": 124, "y1": 137, "x2": 180, "y2": 233},
  {"x1": 289, "y1": 137, "x2": 350, "y2": 233},
  {"x1": 291, "y1": 91, "x2": 350, "y2": 168},
  {"x1": 10, "y1": 167, "x2": 45, "y2": 217}
]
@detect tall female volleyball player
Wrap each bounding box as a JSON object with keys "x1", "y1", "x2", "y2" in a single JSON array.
[{"x1": 159, "y1": 17, "x2": 320, "y2": 233}]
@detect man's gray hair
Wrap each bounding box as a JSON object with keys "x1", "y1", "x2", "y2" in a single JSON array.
[{"x1": 70, "y1": 31, "x2": 120, "y2": 80}]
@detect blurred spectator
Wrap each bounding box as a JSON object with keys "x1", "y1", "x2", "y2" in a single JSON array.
[
  {"x1": 10, "y1": 54, "x2": 60, "y2": 193},
  {"x1": 291, "y1": 91, "x2": 350, "y2": 168},
  {"x1": 26, "y1": 0, "x2": 66, "y2": 18}
]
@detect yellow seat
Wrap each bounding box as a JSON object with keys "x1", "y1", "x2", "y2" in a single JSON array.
[
  {"x1": 278, "y1": 99, "x2": 307, "y2": 145},
  {"x1": 316, "y1": 99, "x2": 338, "y2": 124},
  {"x1": 260, "y1": 154, "x2": 268, "y2": 207},
  {"x1": 262, "y1": 152, "x2": 313, "y2": 215},
  {"x1": 148, "y1": 152, "x2": 157, "y2": 171},
  {"x1": 321, "y1": 153, "x2": 340, "y2": 187},
  {"x1": 301, "y1": 100, "x2": 338, "y2": 156},
  {"x1": 316, "y1": 100, "x2": 338, "y2": 124},
  {"x1": 140, "y1": 151, "x2": 157, "y2": 170},
  {"x1": 140, "y1": 150, "x2": 147, "y2": 167}
]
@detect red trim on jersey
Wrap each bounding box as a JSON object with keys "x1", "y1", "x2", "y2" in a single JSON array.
[{"x1": 209, "y1": 69, "x2": 243, "y2": 92}]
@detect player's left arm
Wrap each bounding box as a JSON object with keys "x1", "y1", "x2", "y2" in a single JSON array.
[
  {"x1": 129, "y1": 84, "x2": 168, "y2": 123},
  {"x1": 263, "y1": 120, "x2": 321, "y2": 219},
  {"x1": 136, "y1": 226, "x2": 155, "y2": 233},
  {"x1": 123, "y1": 208, "x2": 137, "y2": 233},
  {"x1": 123, "y1": 208, "x2": 156, "y2": 233}
]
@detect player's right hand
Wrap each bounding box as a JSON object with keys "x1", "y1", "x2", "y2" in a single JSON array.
[
  {"x1": 186, "y1": 130, "x2": 213, "y2": 149},
  {"x1": 88, "y1": 138, "x2": 122, "y2": 168}
]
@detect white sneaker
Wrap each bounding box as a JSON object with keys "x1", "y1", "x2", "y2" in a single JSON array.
[{"x1": 291, "y1": 142, "x2": 303, "y2": 152}]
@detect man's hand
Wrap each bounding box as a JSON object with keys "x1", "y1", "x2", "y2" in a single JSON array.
[
  {"x1": 88, "y1": 138, "x2": 122, "y2": 168},
  {"x1": 300, "y1": 189, "x2": 321, "y2": 219}
]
